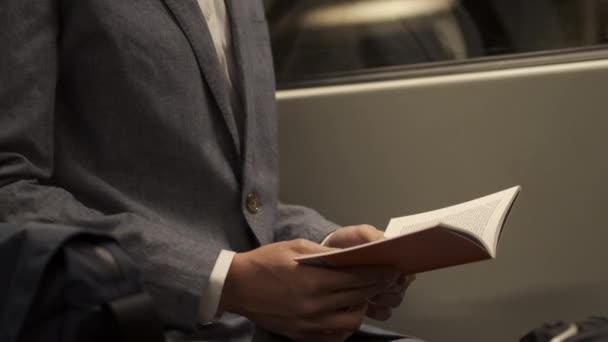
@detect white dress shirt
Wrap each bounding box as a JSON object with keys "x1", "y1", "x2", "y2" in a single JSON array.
[
  {"x1": 195, "y1": 0, "x2": 333, "y2": 324},
  {"x1": 196, "y1": 0, "x2": 238, "y2": 324}
]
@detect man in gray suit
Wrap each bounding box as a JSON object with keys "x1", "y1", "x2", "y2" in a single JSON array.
[{"x1": 0, "y1": 0, "x2": 421, "y2": 340}]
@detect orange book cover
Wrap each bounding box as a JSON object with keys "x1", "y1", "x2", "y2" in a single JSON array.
[{"x1": 296, "y1": 186, "x2": 520, "y2": 274}]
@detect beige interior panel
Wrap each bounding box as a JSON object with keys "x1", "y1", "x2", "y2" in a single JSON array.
[{"x1": 277, "y1": 59, "x2": 608, "y2": 341}]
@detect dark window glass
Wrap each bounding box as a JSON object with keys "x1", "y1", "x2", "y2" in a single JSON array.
[{"x1": 263, "y1": 0, "x2": 608, "y2": 87}]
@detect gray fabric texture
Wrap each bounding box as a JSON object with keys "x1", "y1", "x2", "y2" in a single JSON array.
[
  {"x1": 0, "y1": 0, "x2": 339, "y2": 336},
  {"x1": 167, "y1": 322, "x2": 423, "y2": 342}
]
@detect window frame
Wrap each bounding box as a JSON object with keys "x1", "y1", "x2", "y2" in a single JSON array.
[{"x1": 275, "y1": 45, "x2": 608, "y2": 90}]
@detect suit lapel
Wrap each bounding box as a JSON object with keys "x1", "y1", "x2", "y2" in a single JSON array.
[
  {"x1": 225, "y1": 0, "x2": 256, "y2": 164},
  {"x1": 163, "y1": 0, "x2": 242, "y2": 157},
  {"x1": 226, "y1": 0, "x2": 277, "y2": 245}
]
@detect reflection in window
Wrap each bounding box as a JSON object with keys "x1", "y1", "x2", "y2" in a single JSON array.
[{"x1": 264, "y1": 0, "x2": 608, "y2": 86}]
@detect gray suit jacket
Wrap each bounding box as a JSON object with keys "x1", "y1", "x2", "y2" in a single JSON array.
[{"x1": 0, "y1": 0, "x2": 338, "y2": 337}]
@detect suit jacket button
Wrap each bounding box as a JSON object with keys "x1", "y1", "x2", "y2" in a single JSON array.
[{"x1": 246, "y1": 192, "x2": 261, "y2": 214}]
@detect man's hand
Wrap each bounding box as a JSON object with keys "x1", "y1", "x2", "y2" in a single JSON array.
[
  {"x1": 325, "y1": 225, "x2": 416, "y2": 321},
  {"x1": 220, "y1": 239, "x2": 400, "y2": 342}
]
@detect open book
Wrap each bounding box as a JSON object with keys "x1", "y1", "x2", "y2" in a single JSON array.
[{"x1": 296, "y1": 186, "x2": 521, "y2": 274}]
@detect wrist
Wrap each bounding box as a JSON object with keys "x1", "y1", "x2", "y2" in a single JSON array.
[{"x1": 219, "y1": 252, "x2": 248, "y2": 315}]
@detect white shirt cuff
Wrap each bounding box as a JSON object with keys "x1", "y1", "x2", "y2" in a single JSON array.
[
  {"x1": 199, "y1": 249, "x2": 236, "y2": 324},
  {"x1": 321, "y1": 232, "x2": 335, "y2": 246}
]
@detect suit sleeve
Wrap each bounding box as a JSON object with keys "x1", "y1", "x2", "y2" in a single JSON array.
[
  {"x1": 0, "y1": 0, "x2": 220, "y2": 330},
  {"x1": 274, "y1": 202, "x2": 340, "y2": 243}
]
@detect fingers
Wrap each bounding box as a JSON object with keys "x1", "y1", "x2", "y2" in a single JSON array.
[
  {"x1": 290, "y1": 238, "x2": 336, "y2": 255},
  {"x1": 365, "y1": 283, "x2": 404, "y2": 321},
  {"x1": 284, "y1": 304, "x2": 368, "y2": 341},
  {"x1": 305, "y1": 302, "x2": 368, "y2": 334},
  {"x1": 365, "y1": 273, "x2": 416, "y2": 321},
  {"x1": 319, "y1": 266, "x2": 401, "y2": 293},
  {"x1": 398, "y1": 273, "x2": 416, "y2": 286},
  {"x1": 354, "y1": 224, "x2": 385, "y2": 243},
  {"x1": 321, "y1": 281, "x2": 396, "y2": 311},
  {"x1": 288, "y1": 238, "x2": 403, "y2": 296},
  {"x1": 366, "y1": 302, "x2": 392, "y2": 321},
  {"x1": 368, "y1": 274, "x2": 413, "y2": 307},
  {"x1": 290, "y1": 331, "x2": 352, "y2": 342},
  {"x1": 327, "y1": 225, "x2": 384, "y2": 248},
  {"x1": 369, "y1": 291, "x2": 403, "y2": 308}
]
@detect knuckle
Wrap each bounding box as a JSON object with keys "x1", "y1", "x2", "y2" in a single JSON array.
[
  {"x1": 292, "y1": 238, "x2": 308, "y2": 248},
  {"x1": 356, "y1": 224, "x2": 374, "y2": 236},
  {"x1": 376, "y1": 308, "x2": 392, "y2": 321},
  {"x1": 359, "y1": 224, "x2": 376, "y2": 231},
  {"x1": 381, "y1": 269, "x2": 400, "y2": 283},
  {"x1": 290, "y1": 238, "x2": 316, "y2": 254},
  {"x1": 373, "y1": 293, "x2": 402, "y2": 308},
  {"x1": 391, "y1": 294, "x2": 404, "y2": 307},
  {"x1": 296, "y1": 299, "x2": 319, "y2": 317},
  {"x1": 356, "y1": 224, "x2": 382, "y2": 242},
  {"x1": 343, "y1": 310, "x2": 366, "y2": 331},
  {"x1": 303, "y1": 276, "x2": 322, "y2": 292},
  {"x1": 385, "y1": 296, "x2": 401, "y2": 308},
  {"x1": 347, "y1": 316, "x2": 365, "y2": 332}
]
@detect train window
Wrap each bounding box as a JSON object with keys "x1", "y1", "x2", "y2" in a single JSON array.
[{"x1": 263, "y1": 0, "x2": 608, "y2": 88}]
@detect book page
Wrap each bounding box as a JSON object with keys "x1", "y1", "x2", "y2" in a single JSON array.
[
  {"x1": 296, "y1": 186, "x2": 520, "y2": 272},
  {"x1": 296, "y1": 226, "x2": 492, "y2": 274},
  {"x1": 393, "y1": 198, "x2": 501, "y2": 237},
  {"x1": 385, "y1": 186, "x2": 520, "y2": 256}
]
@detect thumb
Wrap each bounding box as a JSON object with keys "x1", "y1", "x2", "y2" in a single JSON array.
[
  {"x1": 290, "y1": 239, "x2": 337, "y2": 255},
  {"x1": 354, "y1": 224, "x2": 385, "y2": 243}
]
